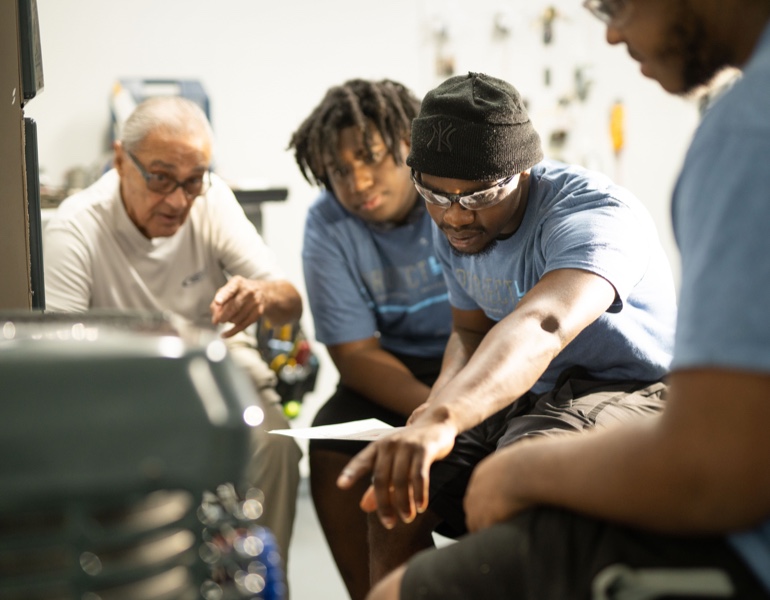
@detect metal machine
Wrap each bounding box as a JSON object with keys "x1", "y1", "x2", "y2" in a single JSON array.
[{"x1": 0, "y1": 312, "x2": 284, "y2": 599}]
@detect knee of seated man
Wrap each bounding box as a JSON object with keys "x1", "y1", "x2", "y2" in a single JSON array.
[{"x1": 249, "y1": 412, "x2": 302, "y2": 461}]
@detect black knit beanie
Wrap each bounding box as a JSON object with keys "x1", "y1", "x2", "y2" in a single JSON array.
[{"x1": 407, "y1": 72, "x2": 543, "y2": 181}]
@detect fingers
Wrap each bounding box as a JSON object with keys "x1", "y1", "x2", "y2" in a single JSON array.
[
  {"x1": 411, "y1": 453, "x2": 431, "y2": 515},
  {"x1": 339, "y1": 424, "x2": 457, "y2": 529},
  {"x1": 219, "y1": 303, "x2": 262, "y2": 338},
  {"x1": 211, "y1": 277, "x2": 265, "y2": 334},
  {"x1": 212, "y1": 277, "x2": 239, "y2": 308},
  {"x1": 390, "y1": 449, "x2": 420, "y2": 524},
  {"x1": 359, "y1": 485, "x2": 378, "y2": 513},
  {"x1": 340, "y1": 438, "x2": 427, "y2": 530},
  {"x1": 337, "y1": 445, "x2": 376, "y2": 490},
  {"x1": 371, "y1": 445, "x2": 399, "y2": 529},
  {"x1": 210, "y1": 279, "x2": 239, "y2": 324},
  {"x1": 337, "y1": 441, "x2": 408, "y2": 529}
]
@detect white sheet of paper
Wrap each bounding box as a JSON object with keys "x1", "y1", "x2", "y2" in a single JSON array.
[{"x1": 270, "y1": 418, "x2": 401, "y2": 441}]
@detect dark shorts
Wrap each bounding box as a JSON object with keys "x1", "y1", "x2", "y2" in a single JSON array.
[
  {"x1": 308, "y1": 353, "x2": 442, "y2": 456},
  {"x1": 428, "y1": 369, "x2": 668, "y2": 537},
  {"x1": 402, "y1": 507, "x2": 768, "y2": 599}
]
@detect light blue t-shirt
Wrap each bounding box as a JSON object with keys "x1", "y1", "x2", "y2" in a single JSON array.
[
  {"x1": 303, "y1": 190, "x2": 451, "y2": 358},
  {"x1": 434, "y1": 159, "x2": 677, "y2": 393},
  {"x1": 671, "y1": 22, "x2": 770, "y2": 593}
]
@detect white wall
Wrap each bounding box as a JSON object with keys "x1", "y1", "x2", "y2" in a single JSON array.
[{"x1": 26, "y1": 0, "x2": 700, "y2": 438}]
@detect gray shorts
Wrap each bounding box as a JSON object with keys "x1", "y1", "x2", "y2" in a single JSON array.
[
  {"x1": 402, "y1": 507, "x2": 767, "y2": 599},
  {"x1": 428, "y1": 369, "x2": 668, "y2": 538}
]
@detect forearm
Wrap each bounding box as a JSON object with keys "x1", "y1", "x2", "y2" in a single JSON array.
[
  {"x1": 418, "y1": 269, "x2": 614, "y2": 435},
  {"x1": 481, "y1": 369, "x2": 770, "y2": 534},
  {"x1": 428, "y1": 329, "x2": 475, "y2": 399},
  {"x1": 334, "y1": 348, "x2": 432, "y2": 417},
  {"x1": 492, "y1": 418, "x2": 685, "y2": 530},
  {"x1": 418, "y1": 312, "x2": 562, "y2": 433},
  {"x1": 260, "y1": 280, "x2": 303, "y2": 324}
]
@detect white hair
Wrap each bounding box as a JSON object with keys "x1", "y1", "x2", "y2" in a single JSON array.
[{"x1": 120, "y1": 95, "x2": 215, "y2": 153}]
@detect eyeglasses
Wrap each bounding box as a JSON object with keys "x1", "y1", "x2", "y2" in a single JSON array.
[
  {"x1": 583, "y1": 0, "x2": 633, "y2": 26},
  {"x1": 411, "y1": 169, "x2": 521, "y2": 211},
  {"x1": 127, "y1": 151, "x2": 211, "y2": 199}
]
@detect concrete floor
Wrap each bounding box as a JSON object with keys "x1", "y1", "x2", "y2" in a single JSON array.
[
  {"x1": 287, "y1": 477, "x2": 348, "y2": 600},
  {"x1": 285, "y1": 477, "x2": 455, "y2": 600}
]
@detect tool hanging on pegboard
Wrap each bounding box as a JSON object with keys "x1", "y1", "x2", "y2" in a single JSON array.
[
  {"x1": 542, "y1": 5, "x2": 558, "y2": 45},
  {"x1": 610, "y1": 99, "x2": 625, "y2": 184},
  {"x1": 431, "y1": 18, "x2": 456, "y2": 77},
  {"x1": 540, "y1": 6, "x2": 561, "y2": 87}
]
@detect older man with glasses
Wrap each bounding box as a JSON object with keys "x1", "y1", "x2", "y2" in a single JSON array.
[
  {"x1": 43, "y1": 95, "x2": 303, "y2": 577},
  {"x1": 339, "y1": 71, "x2": 678, "y2": 595}
]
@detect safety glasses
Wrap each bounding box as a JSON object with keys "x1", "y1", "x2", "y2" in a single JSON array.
[
  {"x1": 582, "y1": 0, "x2": 633, "y2": 26},
  {"x1": 411, "y1": 169, "x2": 520, "y2": 211}
]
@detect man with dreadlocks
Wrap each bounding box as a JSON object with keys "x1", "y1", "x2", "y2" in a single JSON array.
[{"x1": 288, "y1": 79, "x2": 452, "y2": 600}]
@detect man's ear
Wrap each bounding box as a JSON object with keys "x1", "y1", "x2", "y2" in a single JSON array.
[{"x1": 113, "y1": 141, "x2": 125, "y2": 176}]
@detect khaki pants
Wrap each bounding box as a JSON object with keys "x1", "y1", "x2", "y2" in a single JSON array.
[{"x1": 227, "y1": 340, "x2": 303, "y2": 572}]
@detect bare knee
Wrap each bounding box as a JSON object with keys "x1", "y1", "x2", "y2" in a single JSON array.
[
  {"x1": 368, "y1": 509, "x2": 438, "y2": 585},
  {"x1": 367, "y1": 564, "x2": 407, "y2": 600},
  {"x1": 309, "y1": 447, "x2": 350, "y2": 479}
]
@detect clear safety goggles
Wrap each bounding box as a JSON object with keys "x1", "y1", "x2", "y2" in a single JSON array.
[
  {"x1": 583, "y1": 0, "x2": 633, "y2": 26},
  {"x1": 411, "y1": 169, "x2": 520, "y2": 211}
]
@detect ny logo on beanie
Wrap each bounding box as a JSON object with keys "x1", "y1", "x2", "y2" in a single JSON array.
[
  {"x1": 407, "y1": 72, "x2": 544, "y2": 179},
  {"x1": 427, "y1": 120, "x2": 456, "y2": 153}
]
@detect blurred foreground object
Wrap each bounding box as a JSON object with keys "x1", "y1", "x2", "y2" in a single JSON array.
[{"x1": 0, "y1": 311, "x2": 284, "y2": 599}]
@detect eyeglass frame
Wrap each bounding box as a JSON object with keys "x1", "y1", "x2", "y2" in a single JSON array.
[
  {"x1": 410, "y1": 168, "x2": 521, "y2": 211},
  {"x1": 582, "y1": 0, "x2": 633, "y2": 26},
  {"x1": 126, "y1": 150, "x2": 211, "y2": 199}
]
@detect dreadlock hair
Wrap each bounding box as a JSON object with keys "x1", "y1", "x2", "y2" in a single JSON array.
[{"x1": 288, "y1": 79, "x2": 421, "y2": 189}]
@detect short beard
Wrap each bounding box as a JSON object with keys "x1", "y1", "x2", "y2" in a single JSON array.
[
  {"x1": 667, "y1": 3, "x2": 734, "y2": 95},
  {"x1": 450, "y1": 238, "x2": 498, "y2": 258}
]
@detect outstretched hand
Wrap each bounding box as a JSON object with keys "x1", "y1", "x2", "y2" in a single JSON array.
[
  {"x1": 336, "y1": 419, "x2": 458, "y2": 529},
  {"x1": 210, "y1": 275, "x2": 267, "y2": 338}
]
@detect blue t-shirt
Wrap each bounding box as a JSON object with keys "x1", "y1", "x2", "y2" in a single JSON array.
[
  {"x1": 435, "y1": 159, "x2": 677, "y2": 393},
  {"x1": 670, "y1": 22, "x2": 770, "y2": 592},
  {"x1": 302, "y1": 190, "x2": 451, "y2": 358}
]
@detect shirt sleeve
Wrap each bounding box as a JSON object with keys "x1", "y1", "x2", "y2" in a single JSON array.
[
  {"x1": 43, "y1": 219, "x2": 93, "y2": 313},
  {"x1": 302, "y1": 203, "x2": 378, "y2": 346},
  {"x1": 539, "y1": 186, "x2": 655, "y2": 310},
  {"x1": 673, "y1": 126, "x2": 770, "y2": 373},
  {"x1": 205, "y1": 175, "x2": 283, "y2": 281}
]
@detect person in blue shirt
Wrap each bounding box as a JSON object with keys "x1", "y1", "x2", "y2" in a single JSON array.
[
  {"x1": 288, "y1": 79, "x2": 452, "y2": 600},
  {"x1": 358, "y1": 1, "x2": 770, "y2": 598},
  {"x1": 339, "y1": 71, "x2": 679, "y2": 591}
]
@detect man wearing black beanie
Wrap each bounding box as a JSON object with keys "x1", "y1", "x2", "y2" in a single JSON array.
[
  {"x1": 339, "y1": 72, "x2": 679, "y2": 593},
  {"x1": 350, "y1": 0, "x2": 770, "y2": 596}
]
